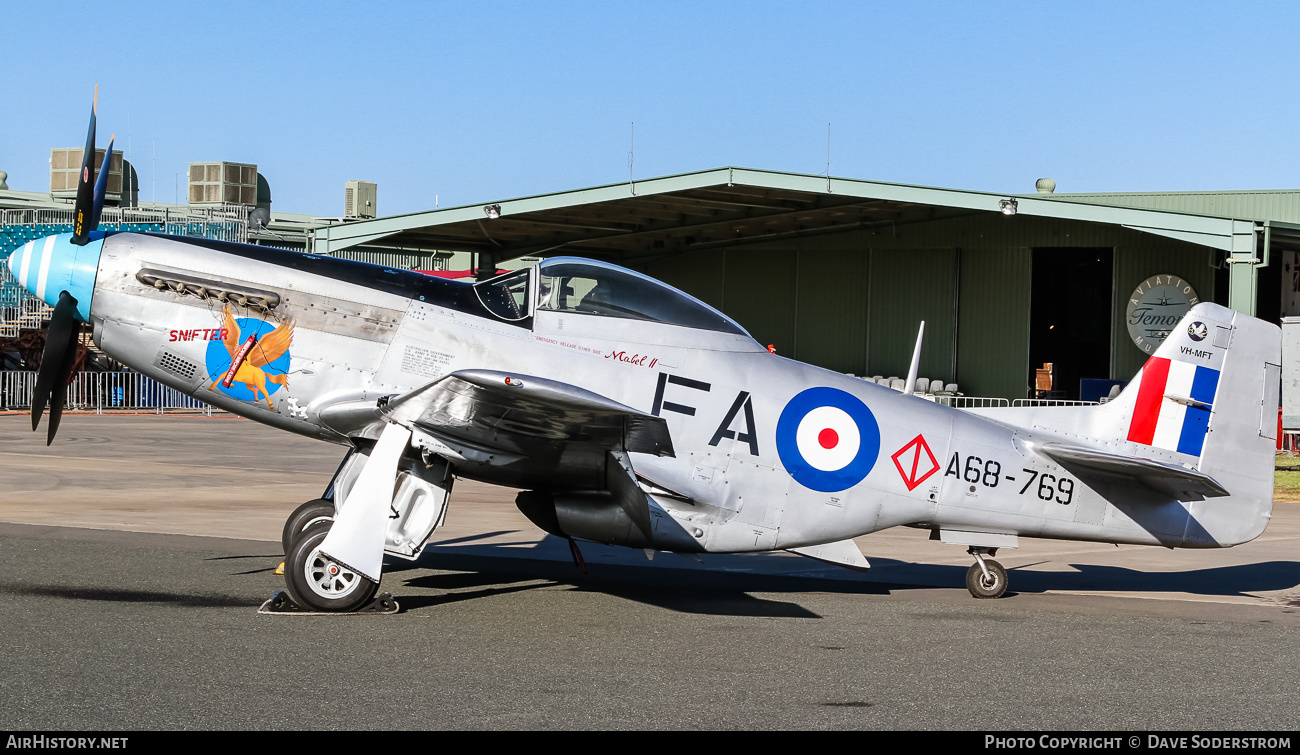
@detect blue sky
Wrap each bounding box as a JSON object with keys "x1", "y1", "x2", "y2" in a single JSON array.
[{"x1": 3, "y1": 1, "x2": 1299, "y2": 216}]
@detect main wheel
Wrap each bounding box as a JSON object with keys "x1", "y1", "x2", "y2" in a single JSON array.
[
  {"x1": 284, "y1": 521, "x2": 380, "y2": 612},
  {"x1": 965, "y1": 559, "x2": 1008, "y2": 599},
  {"x1": 281, "y1": 498, "x2": 335, "y2": 555}
]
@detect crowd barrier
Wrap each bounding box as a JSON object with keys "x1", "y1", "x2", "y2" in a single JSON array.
[
  {"x1": 0, "y1": 371, "x2": 216, "y2": 414},
  {"x1": 933, "y1": 396, "x2": 1102, "y2": 409},
  {"x1": 934, "y1": 396, "x2": 1010, "y2": 408}
]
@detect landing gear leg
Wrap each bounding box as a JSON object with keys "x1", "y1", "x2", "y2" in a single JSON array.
[
  {"x1": 965, "y1": 547, "x2": 1008, "y2": 599},
  {"x1": 275, "y1": 422, "x2": 411, "y2": 612}
]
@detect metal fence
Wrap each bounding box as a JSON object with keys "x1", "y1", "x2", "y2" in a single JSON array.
[
  {"x1": 0, "y1": 266, "x2": 52, "y2": 338},
  {"x1": 934, "y1": 395, "x2": 1011, "y2": 408},
  {"x1": 0, "y1": 371, "x2": 216, "y2": 414},
  {"x1": 1011, "y1": 398, "x2": 1101, "y2": 407},
  {"x1": 1, "y1": 204, "x2": 250, "y2": 244}
]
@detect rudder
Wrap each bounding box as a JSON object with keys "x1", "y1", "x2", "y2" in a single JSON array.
[{"x1": 1109, "y1": 302, "x2": 1280, "y2": 545}]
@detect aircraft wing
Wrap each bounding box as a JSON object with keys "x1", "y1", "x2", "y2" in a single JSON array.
[
  {"x1": 1038, "y1": 442, "x2": 1229, "y2": 501},
  {"x1": 383, "y1": 369, "x2": 674, "y2": 459}
]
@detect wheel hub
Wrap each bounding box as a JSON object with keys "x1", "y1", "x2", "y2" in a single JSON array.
[{"x1": 306, "y1": 548, "x2": 361, "y2": 599}]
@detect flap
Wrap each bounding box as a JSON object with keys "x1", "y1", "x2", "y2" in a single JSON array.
[
  {"x1": 1039, "y1": 442, "x2": 1228, "y2": 501},
  {"x1": 382, "y1": 369, "x2": 674, "y2": 458}
]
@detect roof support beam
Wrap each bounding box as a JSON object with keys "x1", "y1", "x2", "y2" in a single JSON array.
[{"x1": 1225, "y1": 220, "x2": 1261, "y2": 316}]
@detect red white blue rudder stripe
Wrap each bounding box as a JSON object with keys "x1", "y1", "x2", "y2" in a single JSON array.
[
  {"x1": 776, "y1": 387, "x2": 881, "y2": 492},
  {"x1": 1126, "y1": 356, "x2": 1220, "y2": 457}
]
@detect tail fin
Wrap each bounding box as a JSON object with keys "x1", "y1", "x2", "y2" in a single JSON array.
[{"x1": 1101, "y1": 302, "x2": 1280, "y2": 544}]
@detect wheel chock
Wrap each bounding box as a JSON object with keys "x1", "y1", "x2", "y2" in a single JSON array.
[{"x1": 257, "y1": 590, "x2": 399, "y2": 615}]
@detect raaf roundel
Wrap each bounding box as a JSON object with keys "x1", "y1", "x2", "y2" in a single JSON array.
[{"x1": 776, "y1": 386, "x2": 881, "y2": 493}]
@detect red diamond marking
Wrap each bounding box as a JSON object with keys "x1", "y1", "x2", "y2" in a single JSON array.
[{"x1": 891, "y1": 434, "x2": 939, "y2": 491}]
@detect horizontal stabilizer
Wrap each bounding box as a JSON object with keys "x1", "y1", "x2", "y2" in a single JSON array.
[
  {"x1": 786, "y1": 539, "x2": 870, "y2": 571},
  {"x1": 1039, "y1": 442, "x2": 1229, "y2": 502}
]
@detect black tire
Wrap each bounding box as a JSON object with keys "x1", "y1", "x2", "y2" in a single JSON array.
[
  {"x1": 281, "y1": 498, "x2": 335, "y2": 556},
  {"x1": 965, "y1": 559, "x2": 1008, "y2": 599},
  {"x1": 284, "y1": 522, "x2": 380, "y2": 612}
]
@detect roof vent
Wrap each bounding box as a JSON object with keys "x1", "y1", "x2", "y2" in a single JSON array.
[{"x1": 1035, "y1": 177, "x2": 1056, "y2": 194}]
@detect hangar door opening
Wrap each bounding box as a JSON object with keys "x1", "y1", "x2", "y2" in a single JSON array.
[{"x1": 1029, "y1": 248, "x2": 1113, "y2": 400}]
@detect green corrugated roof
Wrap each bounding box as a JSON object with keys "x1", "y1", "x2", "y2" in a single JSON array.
[
  {"x1": 1028, "y1": 189, "x2": 1300, "y2": 224},
  {"x1": 315, "y1": 166, "x2": 1259, "y2": 256}
]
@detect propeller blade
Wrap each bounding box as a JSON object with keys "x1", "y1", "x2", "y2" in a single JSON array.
[
  {"x1": 89, "y1": 133, "x2": 115, "y2": 232},
  {"x1": 45, "y1": 313, "x2": 83, "y2": 446},
  {"x1": 71, "y1": 86, "x2": 98, "y2": 246},
  {"x1": 31, "y1": 292, "x2": 81, "y2": 442}
]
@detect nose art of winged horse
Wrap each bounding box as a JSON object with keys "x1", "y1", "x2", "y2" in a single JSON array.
[{"x1": 206, "y1": 305, "x2": 295, "y2": 408}]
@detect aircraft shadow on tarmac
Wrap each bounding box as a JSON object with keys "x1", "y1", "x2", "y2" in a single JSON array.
[
  {"x1": 1007, "y1": 560, "x2": 1300, "y2": 598},
  {"x1": 0, "y1": 583, "x2": 261, "y2": 609},
  {"x1": 372, "y1": 532, "x2": 1300, "y2": 613},
  {"x1": 860, "y1": 557, "x2": 1300, "y2": 598},
  {"x1": 394, "y1": 569, "x2": 826, "y2": 618}
]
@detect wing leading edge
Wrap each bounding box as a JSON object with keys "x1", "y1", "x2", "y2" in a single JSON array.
[{"x1": 382, "y1": 368, "x2": 674, "y2": 459}]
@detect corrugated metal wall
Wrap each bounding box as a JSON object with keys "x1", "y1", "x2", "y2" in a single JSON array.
[
  {"x1": 722, "y1": 247, "x2": 798, "y2": 353},
  {"x1": 957, "y1": 248, "x2": 1032, "y2": 398},
  {"x1": 633, "y1": 212, "x2": 1215, "y2": 399},
  {"x1": 329, "y1": 248, "x2": 449, "y2": 270},
  {"x1": 795, "y1": 248, "x2": 869, "y2": 374},
  {"x1": 867, "y1": 249, "x2": 957, "y2": 381}
]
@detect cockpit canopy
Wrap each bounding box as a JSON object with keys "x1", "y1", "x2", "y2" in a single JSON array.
[{"x1": 474, "y1": 257, "x2": 750, "y2": 336}]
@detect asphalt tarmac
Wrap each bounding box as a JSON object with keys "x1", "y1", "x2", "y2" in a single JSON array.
[{"x1": 1, "y1": 414, "x2": 1297, "y2": 730}]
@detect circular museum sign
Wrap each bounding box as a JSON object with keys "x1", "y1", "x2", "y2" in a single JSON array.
[{"x1": 1126, "y1": 274, "x2": 1198, "y2": 354}]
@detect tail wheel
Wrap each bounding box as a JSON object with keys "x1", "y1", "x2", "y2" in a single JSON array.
[
  {"x1": 965, "y1": 559, "x2": 1008, "y2": 599},
  {"x1": 284, "y1": 521, "x2": 379, "y2": 612},
  {"x1": 281, "y1": 498, "x2": 335, "y2": 555}
]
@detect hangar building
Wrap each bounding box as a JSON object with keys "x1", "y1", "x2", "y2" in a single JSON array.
[{"x1": 310, "y1": 167, "x2": 1299, "y2": 401}]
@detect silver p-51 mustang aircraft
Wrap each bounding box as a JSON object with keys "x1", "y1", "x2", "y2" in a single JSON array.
[{"x1": 9, "y1": 95, "x2": 1282, "y2": 610}]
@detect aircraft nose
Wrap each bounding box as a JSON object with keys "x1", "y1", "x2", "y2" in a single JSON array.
[{"x1": 7, "y1": 232, "x2": 102, "y2": 322}]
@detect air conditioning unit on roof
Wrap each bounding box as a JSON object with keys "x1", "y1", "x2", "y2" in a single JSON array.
[
  {"x1": 188, "y1": 161, "x2": 257, "y2": 205},
  {"x1": 51, "y1": 147, "x2": 124, "y2": 199},
  {"x1": 345, "y1": 180, "x2": 377, "y2": 219}
]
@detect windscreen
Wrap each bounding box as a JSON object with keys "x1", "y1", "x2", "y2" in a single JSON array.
[{"x1": 536, "y1": 259, "x2": 748, "y2": 336}]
